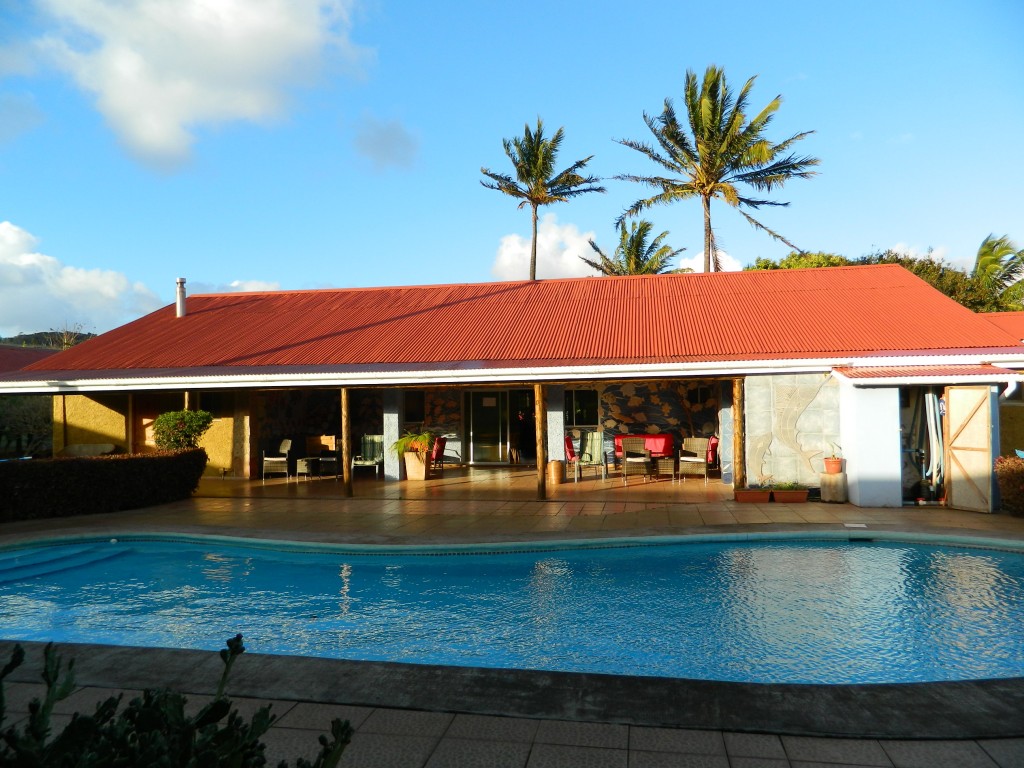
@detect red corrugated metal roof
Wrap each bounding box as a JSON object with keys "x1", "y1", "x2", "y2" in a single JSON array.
[
  {"x1": 834, "y1": 365, "x2": 1018, "y2": 379},
  {"x1": 0, "y1": 345, "x2": 57, "y2": 373},
  {"x1": 20, "y1": 265, "x2": 1024, "y2": 374},
  {"x1": 984, "y1": 312, "x2": 1024, "y2": 339}
]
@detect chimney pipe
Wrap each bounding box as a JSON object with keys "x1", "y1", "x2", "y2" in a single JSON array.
[{"x1": 175, "y1": 277, "x2": 186, "y2": 318}]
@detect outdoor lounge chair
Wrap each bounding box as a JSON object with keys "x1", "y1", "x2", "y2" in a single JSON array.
[
  {"x1": 678, "y1": 437, "x2": 710, "y2": 483},
  {"x1": 262, "y1": 439, "x2": 291, "y2": 482},
  {"x1": 352, "y1": 434, "x2": 384, "y2": 476},
  {"x1": 429, "y1": 436, "x2": 447, "y2": 476},
  {"x1": 580, "y1": 431, "x2": 608, "y2": 480},
  {"x1": 621, "y1": 436, "x2": 651, "y2": 485}
]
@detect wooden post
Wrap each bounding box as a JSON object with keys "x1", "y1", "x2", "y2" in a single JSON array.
[
  {"x1": 340, "y1": 387, "x2": 353, "y2": 498},
  {"x1": 732, "y1": 377, "x2": 746, "y2": 489},
  {"x1": 534, "y1": 383, "x2": 547, "y2": 500}
]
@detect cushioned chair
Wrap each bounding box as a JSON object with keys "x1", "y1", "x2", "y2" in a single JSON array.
[
  {"x1": 262, "y1": 439, "x2": 291, "y2": 482},
  {"x1": 621, "y1": 436, "x2": 651, "y2": 485},
  {"x1": 428, "y1": 436, "x2": 447, "y2": 476},
  {"x1": 678, "y1": 437, "x2": 710, "y2": 483},
  {"x1": 564, "y1": 435, "x2": 581, "y2": 481},
  {"x1": 579, "y1": 431, "x2": 608, "y2": 480}
]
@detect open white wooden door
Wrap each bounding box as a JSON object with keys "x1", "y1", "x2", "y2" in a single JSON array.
[{"x1": 944, "y1": 386, "x2": 995, "y2": 513}]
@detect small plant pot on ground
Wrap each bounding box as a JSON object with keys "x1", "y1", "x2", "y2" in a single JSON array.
[
  {"x1": 402, "y1": 451, "x2": 430, "y2": 481},
  {"x1": 734, "y1": 488, "x2": 771, "y2": 503}
]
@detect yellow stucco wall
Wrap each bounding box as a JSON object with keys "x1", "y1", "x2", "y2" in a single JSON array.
[
  {"x1": 201, "y1": 417, "x2": 237, "y2": 477},
  {"x1": 53, "y1": 394, "x2": 129, "y2": 453}
]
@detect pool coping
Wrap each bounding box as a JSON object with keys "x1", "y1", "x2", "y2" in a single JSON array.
[{"x1": 3, "y1": 640, "x2": 1022, "y2": 740}]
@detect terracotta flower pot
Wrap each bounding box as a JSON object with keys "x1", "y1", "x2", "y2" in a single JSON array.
[
  {"x1": 823, "y1": 457, "x2": 843, "y2": 474},
  {"x1": 772, "y1": 489, "x2": 809, "y2": 503}
]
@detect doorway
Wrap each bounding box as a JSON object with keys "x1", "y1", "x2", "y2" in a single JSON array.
[{"x1": 464, "y1": 389, "x2": 535, "y2": 464}]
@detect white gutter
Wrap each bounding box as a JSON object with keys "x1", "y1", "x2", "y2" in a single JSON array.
[{"x1": 5, "y1": 352, "x2": 1024, "y2": 395}]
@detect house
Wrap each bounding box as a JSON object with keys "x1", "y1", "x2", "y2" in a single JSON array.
[{"x1": 1, "y1": 265, "x2": 1022, "y2": 510}]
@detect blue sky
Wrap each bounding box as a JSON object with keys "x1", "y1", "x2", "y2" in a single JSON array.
[{"x1": 1, "y1": 0, "x2": 1022, "y2": 337}]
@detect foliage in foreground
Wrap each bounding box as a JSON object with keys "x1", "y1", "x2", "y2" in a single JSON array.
[{"x1": 0, "y1": 634, "x2": 352, "y2": 768}]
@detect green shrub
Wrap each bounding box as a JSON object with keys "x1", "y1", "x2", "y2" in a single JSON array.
[
  {"x1": 995, "y1": 455, "x2": 1024, "y2": 516},
  {"x1": 153, "y1": 410, "x2": 214, "y2": 450},
  {"x1": 0, "y1": 449, "x2": 207, "y2": 523},
  {"x1": 0, "y1": 634, "x2": 352, "y2": 767}
]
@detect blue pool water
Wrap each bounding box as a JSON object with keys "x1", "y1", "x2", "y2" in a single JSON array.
[{"x1": 1, "y1": 535, "x2": 1023, "y2": 684}]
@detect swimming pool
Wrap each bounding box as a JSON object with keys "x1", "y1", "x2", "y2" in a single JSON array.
[{"x1": 1, "y1": 533, "x2": 1023, "y2": 684}]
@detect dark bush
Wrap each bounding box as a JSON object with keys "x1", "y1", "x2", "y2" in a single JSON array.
[
  {"x1": 153, "y1": 409, "x2": 214, "y2": 450},
  {"x1": 0, "y1": 449, "x2": 207, "y2": 523},
  {"x1": 994, "y1": 455, "x2": 1024, "y2": 516},
  {"x1": 0, "y1": 634, "x2": 352, "y2": 767}
]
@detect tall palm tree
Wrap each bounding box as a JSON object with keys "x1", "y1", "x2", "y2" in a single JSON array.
[
  {"x1": 581, "y1": 220, "x2": 686, "y2": 276},
  {"x1": 616, "y1": 66, "x2": 819, "y2": 272},
  {"x1": 481, "y1": 119, "x2": 605, "y2": 280},
  {"x1": 971, "y1": 233, "x2": 1024, "y2": 308}
]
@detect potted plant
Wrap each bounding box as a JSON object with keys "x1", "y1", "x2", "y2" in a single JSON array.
[
  {"x1": 391, "y1": 429, "x2": 435, "y2": 481},
  {"x1": 823, "y1": 443, "x2": 843, "y2": 474},
  {"x1": 734, "y1": 485, "x2": 771, "y2": 503},
  {"x1": 771, "y1": 482, "x2": 809, "y2": 503}
]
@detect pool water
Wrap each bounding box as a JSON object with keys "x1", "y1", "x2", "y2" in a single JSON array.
[{"x1": 1, "y1": 536, "x2": 1023, "y2": 684}]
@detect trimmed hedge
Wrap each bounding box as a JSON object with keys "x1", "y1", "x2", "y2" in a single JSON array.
[
  {"x1": 995, "y1": 455, "x2": 1024, "y2": 516},
  {"x1": 0, "y1": 449, "x2": 207, "y2": 523}
]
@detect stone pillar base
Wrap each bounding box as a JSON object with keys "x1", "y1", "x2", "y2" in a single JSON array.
[{"x1": 820, "y1": 472, "x2": 848, "y2": 503}]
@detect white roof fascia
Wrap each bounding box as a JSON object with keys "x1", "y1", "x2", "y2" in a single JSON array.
[{"x1": 5, "y1": 352, "x2": 1024, "y2": 394}]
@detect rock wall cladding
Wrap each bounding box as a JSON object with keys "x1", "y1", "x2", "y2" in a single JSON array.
[
  {"x1": 600, "y1": 381, "x2": 719, "y2": 443},
  {"x1": 255, "y1": 389, "x2": 382, "y2": 452},
  {"x1": 744, "y1": 374, "x2": 840, "y2": 486}
]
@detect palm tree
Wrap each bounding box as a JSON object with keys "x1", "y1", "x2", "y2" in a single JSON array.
[
  {"x1": 616, "y1": 66, "x2": 819, "y2": 272},
  {"x1": 581, "y1": 220, "x2": 686, "y2": 276},
  {"x1": 971, "y1": 234, "x2": 1024, "y2": 308},
  {"x1": 481, "y1": 119, "x2": 605, "y2": 280}
]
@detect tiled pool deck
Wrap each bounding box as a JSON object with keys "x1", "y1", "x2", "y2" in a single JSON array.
[{"x1": 3, "y1": 470, "x2": 1024, "y2": 767}]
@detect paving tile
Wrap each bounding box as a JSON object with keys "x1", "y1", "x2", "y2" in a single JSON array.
[
  {"x1": 262, "y1": 726, "x2": 335, "y2": 766},
  {"x1": 725, "y1": 732, "x2": 788, "y2": 759},
  {"x1": 445, "y1": 713, "x2": 541, "y2": 742},
  {"x1": 274, "y1": 701, "x2": 375, "y2": 731},
  {"x1": 730, "y1": 758, "x2": 791, "y2": 768},
  {"x1": 2, "y1": 681, "x2": 46, "y2": 715},
  {"x1": 534, "y1": 718, "x2": 629, "y2": 748},
  {"x1": 526, "y1": 742, "x2": 627, "y2": 768},
  {"x1": 977, "y1": 738, "x2": 1024, "y2": 768},
  {"x1": 53, "y1": 686, "x2": 141, "y2": 715},
  {"x1": 629, "y1": 726, "x2": 725, "y2": 755},
  {"x1": 337, "y1": 731, "x2": 439, "y2": 768},
  {"x1": 782, "y1": 736, "x2": 892, "y2": 766},
  {"x1": 628, "y1": 750, "x2": 731, "y2": 767},
  {"x1": 184, "y1": 694, "x2": 297, "y2": 723},
  {"x1": 424, "y1": 736, "x2": 531, "y2": 768},
  {"x1": 880, "y1": 739, "x2": 998, "y2": 767},
  {"x1": 359, "y1": 707, "x2": 454, "y2": 737}
]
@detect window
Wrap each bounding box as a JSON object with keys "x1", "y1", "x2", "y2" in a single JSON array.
[{"x1": 564, "y1": 389, "x2": 599, "y2": 427}]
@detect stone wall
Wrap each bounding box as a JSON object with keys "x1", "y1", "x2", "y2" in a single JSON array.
[{"x1": 744, "y1": 373, "x2": 840, "y2": 486}]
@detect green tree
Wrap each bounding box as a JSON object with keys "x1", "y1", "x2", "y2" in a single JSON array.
[
  {"x1": 581, "y1": 220, "x2": 686, "y2": 276},
  {"x1": 481, "y1": 118, "x2": 605, "y2": 280},
  {"x1": 859, "y1": 250, "x2": 1001, "y2": 312},
  {"x1": 971, "y1": 234, "x2": 1024, "y2": 309},
  {"x1": 153, "y1": 410, "x2": 214, "y2": 451},
  {"x1": 616, "y1": 65, "x2": 819, "y2": 273},
  {"x1": 748, "y1": 251, "x2": 851, "y2": 270}
]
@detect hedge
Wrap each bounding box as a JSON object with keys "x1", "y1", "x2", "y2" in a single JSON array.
[
  {"x1": 0, "y1": 449, "x2": 207, "y2": 523},
  {"x1": 994, "y1": 455, "x2": 1024, "y2": 516}
]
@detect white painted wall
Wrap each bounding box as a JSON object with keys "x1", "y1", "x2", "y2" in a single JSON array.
[{"x1": 839, "y1": 384, "x2": 903, "y2": 507}]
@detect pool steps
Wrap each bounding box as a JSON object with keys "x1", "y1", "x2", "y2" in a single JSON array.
[{"x1": 0, "y1": 545, "x2": 129, "y2": 584}]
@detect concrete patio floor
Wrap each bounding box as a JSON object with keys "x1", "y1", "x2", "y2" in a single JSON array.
[{"x1": 3, "y1": 469, "x2": 1024, "y2": 767}]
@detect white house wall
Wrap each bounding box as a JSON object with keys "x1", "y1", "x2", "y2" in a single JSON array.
[{"x1": 839, "y1": 384, "x2": 903, "y2": 507}]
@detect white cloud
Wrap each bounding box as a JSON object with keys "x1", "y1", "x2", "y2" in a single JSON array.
[
  {"x1": 33, "y1": 0, "x2": 371, "y2": 169},
  {"x1": 0, "y1": 221, "x2": 162, "y2": 336},
  {"x1": 491, "y1": 214, "x2": 600, "y2": 280},
  {"x1": 677, "y1": 250, "x2": 744, "y2": 273},
  {"x1": 354, "y1": 112, "x2": 418, "y2": 171}
]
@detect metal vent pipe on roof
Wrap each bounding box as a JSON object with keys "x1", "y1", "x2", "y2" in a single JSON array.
[{"x1": 175, "y1": 277, "x2": 186, "y2": 318}]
